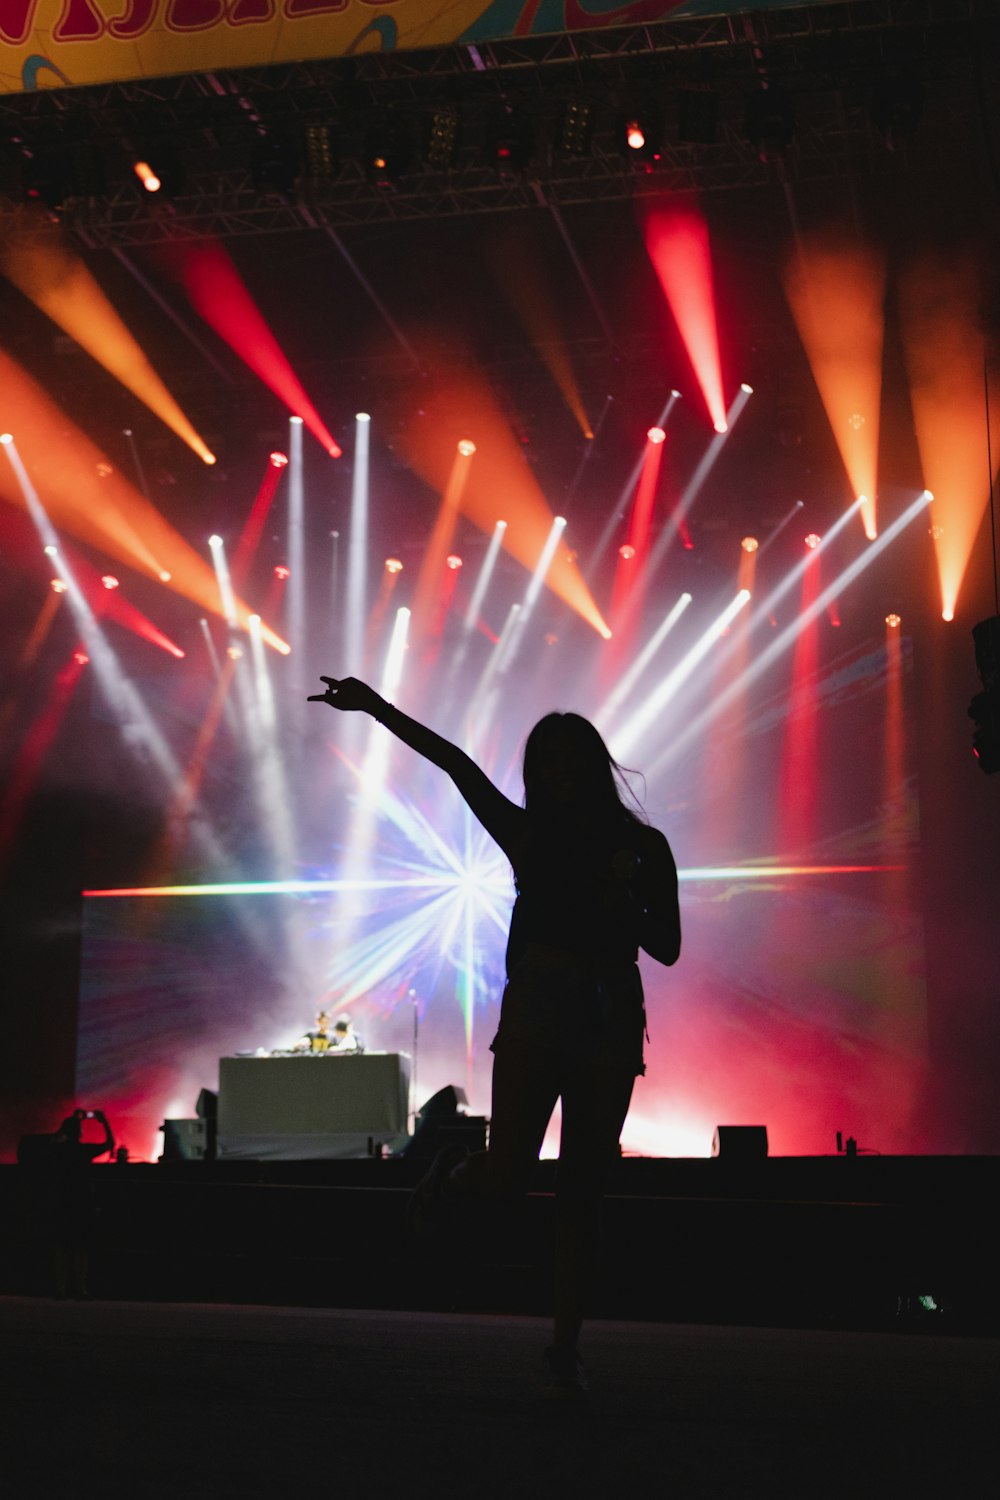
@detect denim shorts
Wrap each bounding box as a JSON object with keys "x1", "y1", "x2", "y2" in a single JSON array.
[{"x1": 491, "y1": 944, "x2": 646, "y2": 1077}]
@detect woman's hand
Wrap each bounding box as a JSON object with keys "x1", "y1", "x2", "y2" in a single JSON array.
[{"x1": 307, "y1": 676, "x2": 385, "y2": 716}]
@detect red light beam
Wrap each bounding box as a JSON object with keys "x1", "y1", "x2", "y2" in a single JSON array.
[{"x1": 162, "y1": 241, "x2": 341, "y2": 457}]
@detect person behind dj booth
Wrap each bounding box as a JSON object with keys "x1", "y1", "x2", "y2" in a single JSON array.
[
  {"x1": 35, "y1": 1109, "x2": 115, "y2": 1299},
  {"x1": 331, "y1": 1016, "x2": 363, "y2": 1053},
  {"x1": 295, "y1": 1009, "x2": 334, "y2": 1052}
]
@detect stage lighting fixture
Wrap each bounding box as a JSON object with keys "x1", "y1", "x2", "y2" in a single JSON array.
[
  {"x1": 426, "y1": 109, "x2": 460, "y2": 169},
  {"x1": 302, "y1": 122, "x2": 338, "y2": 178},
  {"x1": 457, "y1": 439, "x2": 476, "y2": 457},
  {"x1": 22, "y1": 141, "x2": 105, "y2": 208},
  {"x1": 270, "y1": 451, "x2": 289, "y2": 468},
  {"x1": 208, "y1": 535, "x2": 222, "y2": 548},
  {"x1": 159, "y1": 570, "x2": 172, "y2": 583},
  {"x1": 0, "y1": 432, "x2": 12, "y2": 444},
  {"x1": 274, "y1": 565, "x2": 290, "y2": 579},
  {"x1": 226, "y1": 644, "x2": 243, "y2": 660},
  {"x1": 886, "y1": 613, "x2": 901, "y2": 629},
  {"x1": 101, "y1": 575, "x2": 120, "y2": 590},
  {"x1": 741, "y1": 537, "x2": 759, "y2": 553},
  {"x1": 363, "y1": 124, "x2": 411, "y2": 188},
  {"x1": 805, "y1": 533, "x2": 821, "y2": 550},
  {"x1": 678, "y1": 90, "x2": 719, "y2": 145},
  {"x1": 619, "y1": 544, "x2": 636, "y2": 560},
  {"x1": 385, "y1": 558, "x2": 403, "y2": 574},
  {"x1": 558, "y1": 101, "x2": 595, "y2": 156},
  {"x1": 486, "y1": 111, "x2": 535, "y2": 181},
  {"x1": 712, "y1": 1125, "x2": 768, "y2": 1160},
  {"x1": 446, "y1": 554, "x2": 463, "y2": 570},
  {"x1": 647, "y1": 426, "x2": 666, "y2": 445},
  {"x1": 73, "y1": 650, "x2": 89, "y2": 665},
  {"x1": 50, "y1": 578, "x2": 67, "y2": 592},
  {"x1": 133, "y1": 160, "x2": 161, "y2": 192},
  {"x1": 620, "y1": 108, "x2": 662, "y2": 163},
  {"x1": 132, "y1": 146, "x2": 182, "y2": 198},
  {"x1": 744, "y1": 85, "x2": 795, "y2": 162},
  {"x1": 356, "y1": 413, "x2": 371, "y2": 423},
  {"x1": 741, "y1": 383, "x2": 754, "y2": 395},
  {"x1": 252, "y1": 134, "x2": 299, "y2": 196}
]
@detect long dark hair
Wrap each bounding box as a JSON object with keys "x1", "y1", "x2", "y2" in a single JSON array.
[{"x1": 522, "y1": 712, "x2": 646, "y2": 825}]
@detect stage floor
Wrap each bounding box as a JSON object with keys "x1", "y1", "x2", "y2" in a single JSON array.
[{"x1": 2, "y1": 1297, "x2": 996, "y2": 1498}]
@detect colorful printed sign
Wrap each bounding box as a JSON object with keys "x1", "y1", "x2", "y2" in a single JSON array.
[{"x1": 1, "y1": 0, "x2": 701, "y2": 94}]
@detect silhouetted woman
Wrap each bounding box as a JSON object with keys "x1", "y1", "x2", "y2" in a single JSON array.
[{"x1": 309, "y1": 675, "x2": 681, "y2": 1394}]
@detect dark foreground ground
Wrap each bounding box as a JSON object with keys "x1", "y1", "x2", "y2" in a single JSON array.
[{"x1": 2, "y1": 1296, "x2": 997, "y2": 1499}]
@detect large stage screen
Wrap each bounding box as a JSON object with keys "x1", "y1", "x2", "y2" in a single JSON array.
[{"x1": 77, "y1": 529, "x2": 928, "y2": 1163}]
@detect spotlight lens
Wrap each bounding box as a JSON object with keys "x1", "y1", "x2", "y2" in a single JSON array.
[
  {"x1": 446, "y1": 554, "x2": 463, "y2": 570},
  {"x1": 886, "y1": 613, "x2": 901, "y2": 628},
  {"x1": 741, "y1": 536, "x2": 759, "y2": 553},
  {"x1": 159, "y1": 570, "x2": 172, "y2": 582},
  {"x1": 647, "y1": 426, "x2": 666, "y2": 445},
  {"x1": 385, "y1": 558, "x2": 403, "y2": 574},
  {"x1": 270, "y1": 451, "x2": 289, "y2": 468},
  {"x1": 43, "y1": 544, "x2": 58, "y2": 557},
  {"x1": 0, "y1": 432, "x2": 12, "y2": 444},
  {"x1": 51, "y1": 579, "x2": 67, "y2": 593},
  {"x1": 227, "y1": 645, "x2": 243, "y2": 659},
  {"x1": 274, "y1": 565, "x2": 291, "y2": 579},
  {"x1": 101, "y1": 575, "x2": 120, "y2": 590},
  {"x1": 356, "y1": 413, "x2": 371, "y2": 423},
  {"x1": 741, "y1": 383, "x2": 754, "y2": 395},
  {"x1": 134, "y1": 160, "x2": 161, "y2": 193},
  {"x1": 626, "y1": 121, "x2": 645, "y2": 150},
  {"x1": 73, "y1": 650, "x2": 89, "y2": 665},
  {"x1": 619, "y1": 544, "x2": 636, "y2": 560},
  {"x1": 805, "y1": 533, "x2": 821, "y2": 550},
  {"x1": 290, "y1": 416, "x2": 303, "y2": 425},
  {"x1": 713, "y1": 420, "x2": 728, "y2": 434},
  {"x1": 208, "y1": 535, "x2": 222, "y2": 547},
  {"x1": 457, "y1": 439, "x2": 476, "y2": 457}
]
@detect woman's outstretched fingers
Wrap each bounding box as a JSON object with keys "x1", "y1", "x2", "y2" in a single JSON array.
[{"x1": 307, "y1": 676, "x2": 339, "y2": 703}]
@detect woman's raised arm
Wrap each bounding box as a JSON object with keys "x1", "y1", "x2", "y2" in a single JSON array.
[{"x1": 308, "y1": 676, "x2": 525, "y2": 861}]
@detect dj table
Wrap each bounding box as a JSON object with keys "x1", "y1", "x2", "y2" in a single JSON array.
[{"x1": 217, "y1": 1053, "x2": 411, "y2": 1160}]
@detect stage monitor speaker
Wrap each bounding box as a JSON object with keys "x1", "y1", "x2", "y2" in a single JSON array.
[
  {"x1": 712, "y1": 1125, "x2": 768, "y2": 1161},
  {"x1": 399, "y1": 1084, "x2": 482, "y2": 1160},
  {"x1": 161, "y1": 1118, "x2": 209, "y2": 1162},
  {"x1": 416, "y1": 1085, "x2": 468, "y2": 1123}
]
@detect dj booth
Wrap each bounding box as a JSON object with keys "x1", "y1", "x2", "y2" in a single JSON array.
[{"x1": 217, "y1": 1053, "x2": 411, "y2": 1160}]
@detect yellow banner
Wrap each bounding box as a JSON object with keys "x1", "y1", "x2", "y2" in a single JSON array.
[{"x1": 1, "y1": 0, "x2": 691, "y2": 95}]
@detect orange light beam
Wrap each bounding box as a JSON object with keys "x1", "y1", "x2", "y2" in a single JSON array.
[
  {"x1": 643, "y1": 207, "x2": 727, "y2": 434},
  {"x1": 165, "y1": 241, "x2": 342, "y2": 457},
  {"x1": 487, "y1": 224, "x2": 593, "y2": 438},
  {"x1": 899, "y1": 250, "x2": 1000, "y2": 621},
  {"x1": 0, "y1": 368, "x2": 288, "y2": 654},
  {"x1": 784, "y1": 236, "x2": 885, "y2": 539},
  {"x1": 0, "y1": 226, "x2": 215, "y2": 464},
  {"x1": 410, "y1": 442, "x2": 475, "y2": 640},
  {"x1": 395, "y1": 346, "x2": 609, "y2": 638}
]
